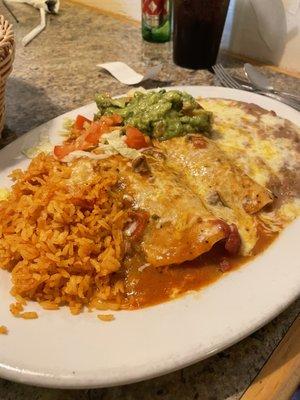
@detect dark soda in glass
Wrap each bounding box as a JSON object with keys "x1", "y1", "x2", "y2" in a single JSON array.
[{"x1": 173, "y1": 0, "x2": 230, "y2": 69}]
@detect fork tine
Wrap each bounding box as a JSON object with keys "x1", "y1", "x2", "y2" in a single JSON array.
[
  {"x1": 218, "y1": 65, "x2": 239, "y2": 89},
  {"x1": 214, "y1": 64, "x2": 240, "y2": 89},
  {"x1": 212, "y1": 66, "x2": 222, "y2": 86},
  {"x1": 213, "y1": 65, "x2": 240, "y2": 89},
  {"x1": 213, "y1": 65, "x2": 300, "y2": 110},
  {"x1": 212, "y1": 65, "x2": 235, "y2": 88}
]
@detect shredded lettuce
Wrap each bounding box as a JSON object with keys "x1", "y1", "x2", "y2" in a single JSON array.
[
  {"x1": 62, "y1": 118, "x2": 74, "y2": 131},
  {"x1": 22, "y1": 132, "x2": 53, "y2": 159},
  {"x1": 61, "y1": 130, "x2": 141, "y2": 163},
  {"x1": 100, "y1": 130, "x2": 141, "y2": 159}
]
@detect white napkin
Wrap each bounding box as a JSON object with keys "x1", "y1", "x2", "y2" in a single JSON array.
[
  {"x1": 287, "y1": 0, "x2": 300, "y2": 15},
  {"x1": 97, "y1": 62, "x2": 162, "y2": 85},
  {"x1": 286, "y1": 0, "x2": 300, "y2": 33},
  {"x1": 250, "y1": 0, "x2": 287, "y2": 53}
]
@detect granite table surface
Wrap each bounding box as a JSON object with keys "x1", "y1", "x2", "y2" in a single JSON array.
[{"x1": 0, "y1": 1, "x2": 299, "y2": 399}]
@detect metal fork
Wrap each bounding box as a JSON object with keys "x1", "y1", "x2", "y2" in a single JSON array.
[{"x1": 212, "y1": 64, "x2": 300, "y2": 111}]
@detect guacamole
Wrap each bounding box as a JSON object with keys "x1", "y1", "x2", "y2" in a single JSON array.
[{"x1": 95, "y1": 90, "x2": 213, "y2": 141}]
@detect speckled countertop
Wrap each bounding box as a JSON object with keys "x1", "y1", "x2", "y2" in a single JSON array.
[{"x1": 0, "y1": 1, "x2": 299, "y2": 399}]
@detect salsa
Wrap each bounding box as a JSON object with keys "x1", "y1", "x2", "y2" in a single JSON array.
[
  {"x1": 95, "y1": 90, "x2": 213, "y2": 141},
  {"x1": 122, "y1": 227, "x2": 277, "y2": 309}
]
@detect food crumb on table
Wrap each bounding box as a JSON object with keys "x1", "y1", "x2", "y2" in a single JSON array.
[
  {"x1": 0, "y1": 325, "x2": 8, "y2": 334},
  {"x1": 19, "y1": 312, "x2": 38, "y2": 320},
  {"x1": 9, "y1": 303, "x2": 38, "y2": 319},
  {"x1": 97, "y1": 314, "x2": 115, "y2": 322}
]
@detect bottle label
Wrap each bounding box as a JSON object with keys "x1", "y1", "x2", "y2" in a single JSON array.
[{"x1": 142, "y1": 0, "x2": 169, "y2": 28}]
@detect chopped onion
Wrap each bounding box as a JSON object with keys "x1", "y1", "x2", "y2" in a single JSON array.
[
  {"x1": 124, "y1": 220, "x2": 138, "y2": 237},
  {"x1": 61, "y1": 150, "x2": 113, "y2": 163},
  {"x1": 138, "y1": 263, "x2": 150, "y2": 272}
]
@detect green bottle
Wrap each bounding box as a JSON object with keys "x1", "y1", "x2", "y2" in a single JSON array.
[{"x1": 142, "y1": 0, "x2": 171, "y2": 43}]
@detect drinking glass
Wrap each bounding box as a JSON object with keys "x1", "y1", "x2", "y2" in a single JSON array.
[{"x1": 173, "y1": 0, "x2": 230, "y2": 69}]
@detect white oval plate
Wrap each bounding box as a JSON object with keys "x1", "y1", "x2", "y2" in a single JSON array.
[{"x1": 0, "y1": 86, "x2": 299, "y2": 389}]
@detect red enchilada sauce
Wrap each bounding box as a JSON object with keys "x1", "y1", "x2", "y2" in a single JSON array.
[{"x1": 122, "y1": 227, "x2": 277, "y2": 309}]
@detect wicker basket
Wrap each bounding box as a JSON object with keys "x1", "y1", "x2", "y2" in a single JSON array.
[{"x1": 0, "y1": 15, "x2": 14, "y2": 136}]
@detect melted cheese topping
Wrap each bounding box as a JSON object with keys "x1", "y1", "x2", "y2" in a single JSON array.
[
  {"x1": 68, "y1": 159, "x2": 95, "y2": 187},
  {"x1": 201, "y1": 99, "x2": 299, "y2": 179},
  {"x1": 199, "y1": 98, "x2": 300, "y2": 229}
]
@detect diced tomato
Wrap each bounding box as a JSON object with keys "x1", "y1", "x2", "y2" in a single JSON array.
[
  {"x1": 85, "y1": 115, "x2": 123, "y2": 144},
  {"x1": 54, "y1": 137, "x2": 92, "y2": 160},
  {"x1": 100, "y1": 114, "x2": 123, "y2": 126},
  {"x1": 54, "y1": 114, "x2": 123, "y2": 160},
  {"x1": 54, "y1": 143, "x2": 76, "y2": 160},
  {"x1": 85, "y1": 122, "x2": 109, "y2": 145},
  {"x1": 111, "y1": 114, "x2": 123, "y2": 125},
  {"x1": 125, "y1": 126, "x2": 148, "y2": 150},
  {"x1": 74, "y1": 115, "x2": 91, "y2": 130}
]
